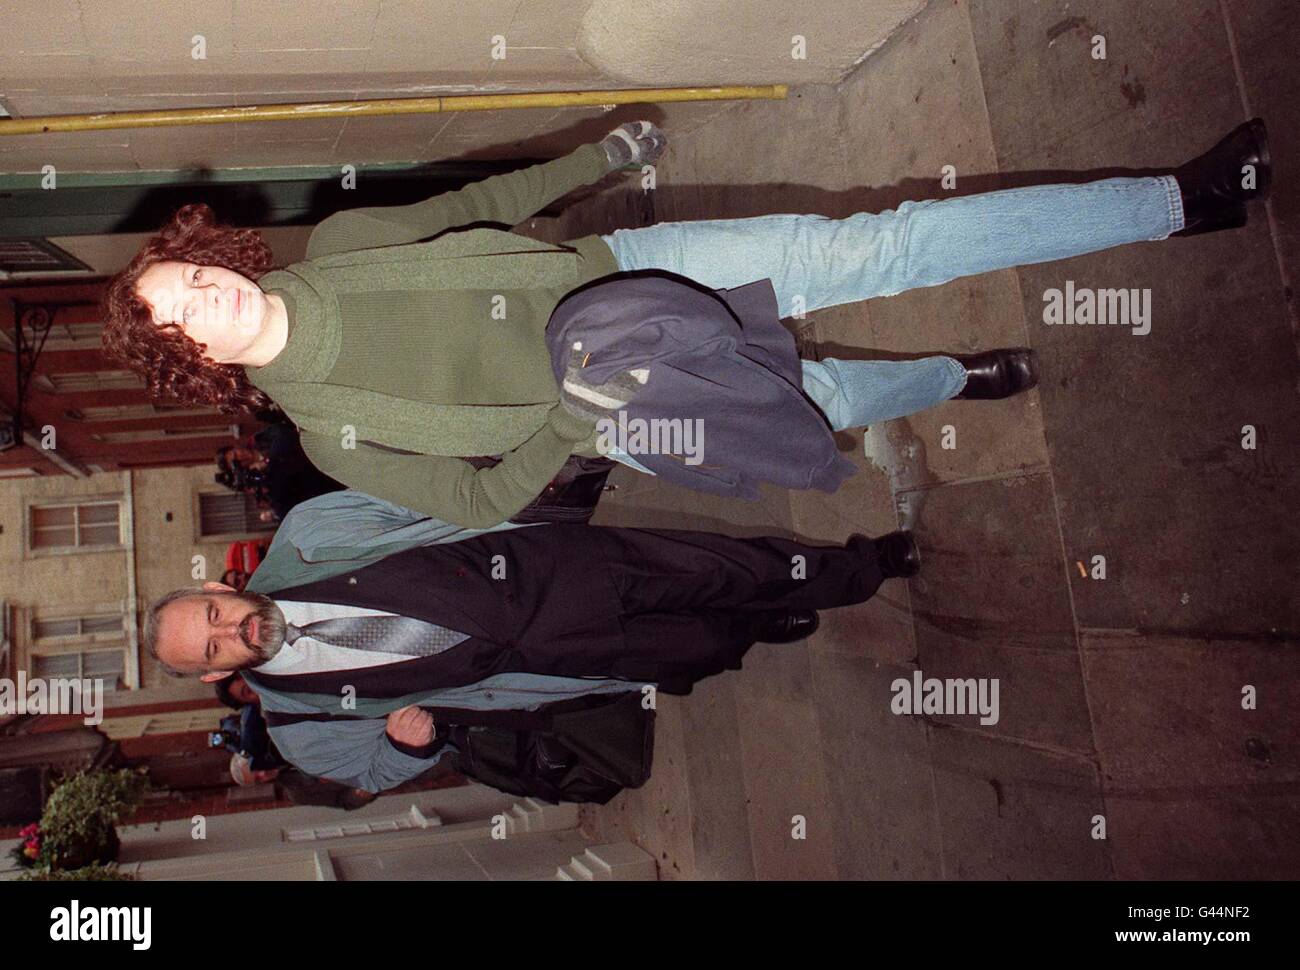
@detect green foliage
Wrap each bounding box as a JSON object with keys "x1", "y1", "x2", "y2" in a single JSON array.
[
  {"x1": 41, "y1": 768, "x2": 149, "y2": 844},
  {"x1": 18, "y1": 862, "x2": 136, "y2": 882},
  {"x1": 28, "y1": 768, "x2": 151, "y2": 872}
]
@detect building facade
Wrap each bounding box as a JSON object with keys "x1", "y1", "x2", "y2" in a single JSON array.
[{"x1": 1, "y1": 462, "x2": 273, "y2": 694}]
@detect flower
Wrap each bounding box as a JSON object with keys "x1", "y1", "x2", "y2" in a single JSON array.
[{"x1": 23, "y1": 844, "x2": 39, "y2": 860}]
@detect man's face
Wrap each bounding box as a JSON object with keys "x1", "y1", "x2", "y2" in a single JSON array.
[
  {"x1": 156, "y1": 582, "x2": 287, "y2": 680},
  {"x1": 229, "y1": 446, "x2": 263, "y2": 466},
  {"x1": 228, "y1": 677, "x2": 260, "y2": 706}
]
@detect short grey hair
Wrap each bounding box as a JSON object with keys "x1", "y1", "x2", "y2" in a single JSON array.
[{"x1": 143, "y1": 585, "x2": 209, "y2": 678}]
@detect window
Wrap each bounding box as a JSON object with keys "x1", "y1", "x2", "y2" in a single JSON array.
[
  {"x1": 0, "y1": 239, "x2": 91, "y2": 275},
  {"x1": 31, "y1": 648, "x2": 126, "y2": 691},
  {"x1": 33, "y1": 370, "x2": 144, "y2": 393},
  {"x1": 0, "y1": 320, "x2": 102, "y2": 353},
  {"x1": 198, "y1": 491, "x2": 274, "y2": 537},
  {"x1": 32, "y1": 613, "x2": 124, "y2": 642},
  {"x1": 65, "y1": 403, "x2": 216, "y2": 422},
  {"x1": 90, "y1": 423, "x2": 237, "y2": 444},
  {"x1": 29, "y1": 500, "x2": 123, "y2": 550},
  {"x1": 28, "y1": 610, "x2": 127, "y2": 692},
  {"x1": 100, "y1": 710, "x2": 224, "y2": 739}
]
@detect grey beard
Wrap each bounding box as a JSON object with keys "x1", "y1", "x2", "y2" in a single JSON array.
[{"x1": 236, "y1": 591, "x2": 287, "y2": 665}]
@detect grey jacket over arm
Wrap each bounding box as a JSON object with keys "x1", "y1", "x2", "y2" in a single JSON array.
[{"x1": 265, "y1": 695, "x2": 448, "y2": 794}]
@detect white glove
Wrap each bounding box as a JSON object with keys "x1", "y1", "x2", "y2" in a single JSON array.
[{"x1": 600, "y1": 121, "x2": 668, "y2": 169}]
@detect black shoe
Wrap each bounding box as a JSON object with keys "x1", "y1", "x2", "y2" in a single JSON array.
[
  {"x1": 1172, "y1": 118, "x2": 1270, "y2": 237},
  {"x1": 866, "y1": 530, "x2": 921, "y2": 579},
  {"x1": 751, "y1": 609, "x2": 820, "y2": 644},
  {"x1": 953, "y1": 348, "x2": 1038, "y2": 400}
]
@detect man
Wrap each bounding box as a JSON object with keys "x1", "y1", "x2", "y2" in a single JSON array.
[
  {"x1": 214, "y1": 670, "x2": 260, "y2": 709},
  {"x1": 145, "y1": 490, "x2": 920, "y2": 793},
  {"x1": 224, "y1": 537, "x2": 271, "y2": 588}
]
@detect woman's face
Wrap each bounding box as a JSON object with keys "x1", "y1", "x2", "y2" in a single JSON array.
[{"x1": 135, "y1": 261, "x2": 269, "y2": 364}]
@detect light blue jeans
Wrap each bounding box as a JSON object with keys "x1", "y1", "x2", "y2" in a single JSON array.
[{"x1": 596, "y1": 175, "x2": 1184, "y2": 473}]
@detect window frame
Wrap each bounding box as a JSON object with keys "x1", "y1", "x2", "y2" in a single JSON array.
[
  {"x1": 89, "y1": 423, "x2": 239, "y2": 444},
  {"x1": 29, "y1": 610, "x2": 126, "y2": 645},
  {"x1": 32, "y1": 370, "x2": 145, "y2": 393},
  {"x1": 27, "y1": 643, "x2": 128, "y2": 693},
  {"x1": 25, "y1": 495, "x2": 126, "y2": 557},
  {"x1": 193, "y1": 487, "x2": 276, "y2": 543},
  {"x1": 64, "y1": 402, "x2": 218, "y2": 422}
]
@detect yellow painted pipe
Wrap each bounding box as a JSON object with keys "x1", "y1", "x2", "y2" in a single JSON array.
[{"x1": 0, "y1": 85, "x2": 788, "y2": 136}]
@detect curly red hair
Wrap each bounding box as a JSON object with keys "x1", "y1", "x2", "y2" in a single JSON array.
[{"x1": 102, "y1": 203, "x2": 278, "y2": 414}]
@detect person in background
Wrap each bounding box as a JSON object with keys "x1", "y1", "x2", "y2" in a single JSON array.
[
  {"x1": 213, "y1": 670, "x2": 260, "y2": 709},
  {"x1": 252, "y1": 419, "x2": 347, "y2": 521},
  {"x1": 223, "y1": 537, "x2": 271, "y2": 592}
]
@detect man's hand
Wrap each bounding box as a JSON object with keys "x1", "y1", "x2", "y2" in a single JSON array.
[
  {"x1": 600, "y1": 121, "x2": 667, "y2": 169},
  {"x1": 385, "y1": 705, "x2": 435, "y2": 747}
]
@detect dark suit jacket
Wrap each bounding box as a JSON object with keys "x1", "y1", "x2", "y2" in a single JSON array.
[{"x1": 243, "y1": 525, "x2": 630, "y2": 710}]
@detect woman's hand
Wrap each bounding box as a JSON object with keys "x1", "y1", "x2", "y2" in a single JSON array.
[
  {"x1": 559, "y1": 341, "x2": 650, "y2": 424},
  {"x1": 600, "y1": 121, "x2": 668, "y2": 169}
]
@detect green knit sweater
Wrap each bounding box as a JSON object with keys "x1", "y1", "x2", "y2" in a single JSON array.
[{"x1": 243, "y1": 142, "x2": 622, "y2": 529}]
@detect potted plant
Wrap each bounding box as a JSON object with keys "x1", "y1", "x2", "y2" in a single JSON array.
[{"x1": 11, "y1": 768, "x2": 149, "y2": 878}]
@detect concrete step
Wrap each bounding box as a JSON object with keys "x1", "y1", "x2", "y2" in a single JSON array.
[{"x1": 555, "y1": 842, "x2": 658, "y2": 881}]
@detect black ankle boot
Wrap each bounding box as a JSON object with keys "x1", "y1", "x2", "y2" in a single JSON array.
[
  {"x1": 1172, "y1": 118, "x2": 1270, "y2": 237},
  {"x1": 871, "y1": 530, "x2": 921, "y2": 579},
  {"x1": 851, "y1": 531, "x2": 921, "y2": 579},
  {"x1": 751, "y1": 609, "x2": 820, "y2": 644},
  {"x1": 953, "y1": 348, "x2": 1038, "y2": 400}
]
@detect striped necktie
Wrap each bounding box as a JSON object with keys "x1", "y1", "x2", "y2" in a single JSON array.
[{"x1": 283, "y1": 614, "x2": 469, "y2": 658}]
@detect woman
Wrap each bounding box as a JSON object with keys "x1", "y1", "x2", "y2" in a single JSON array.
[{"x1": 102, "y1": 119, "x2": 1270, "y2": 528}]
